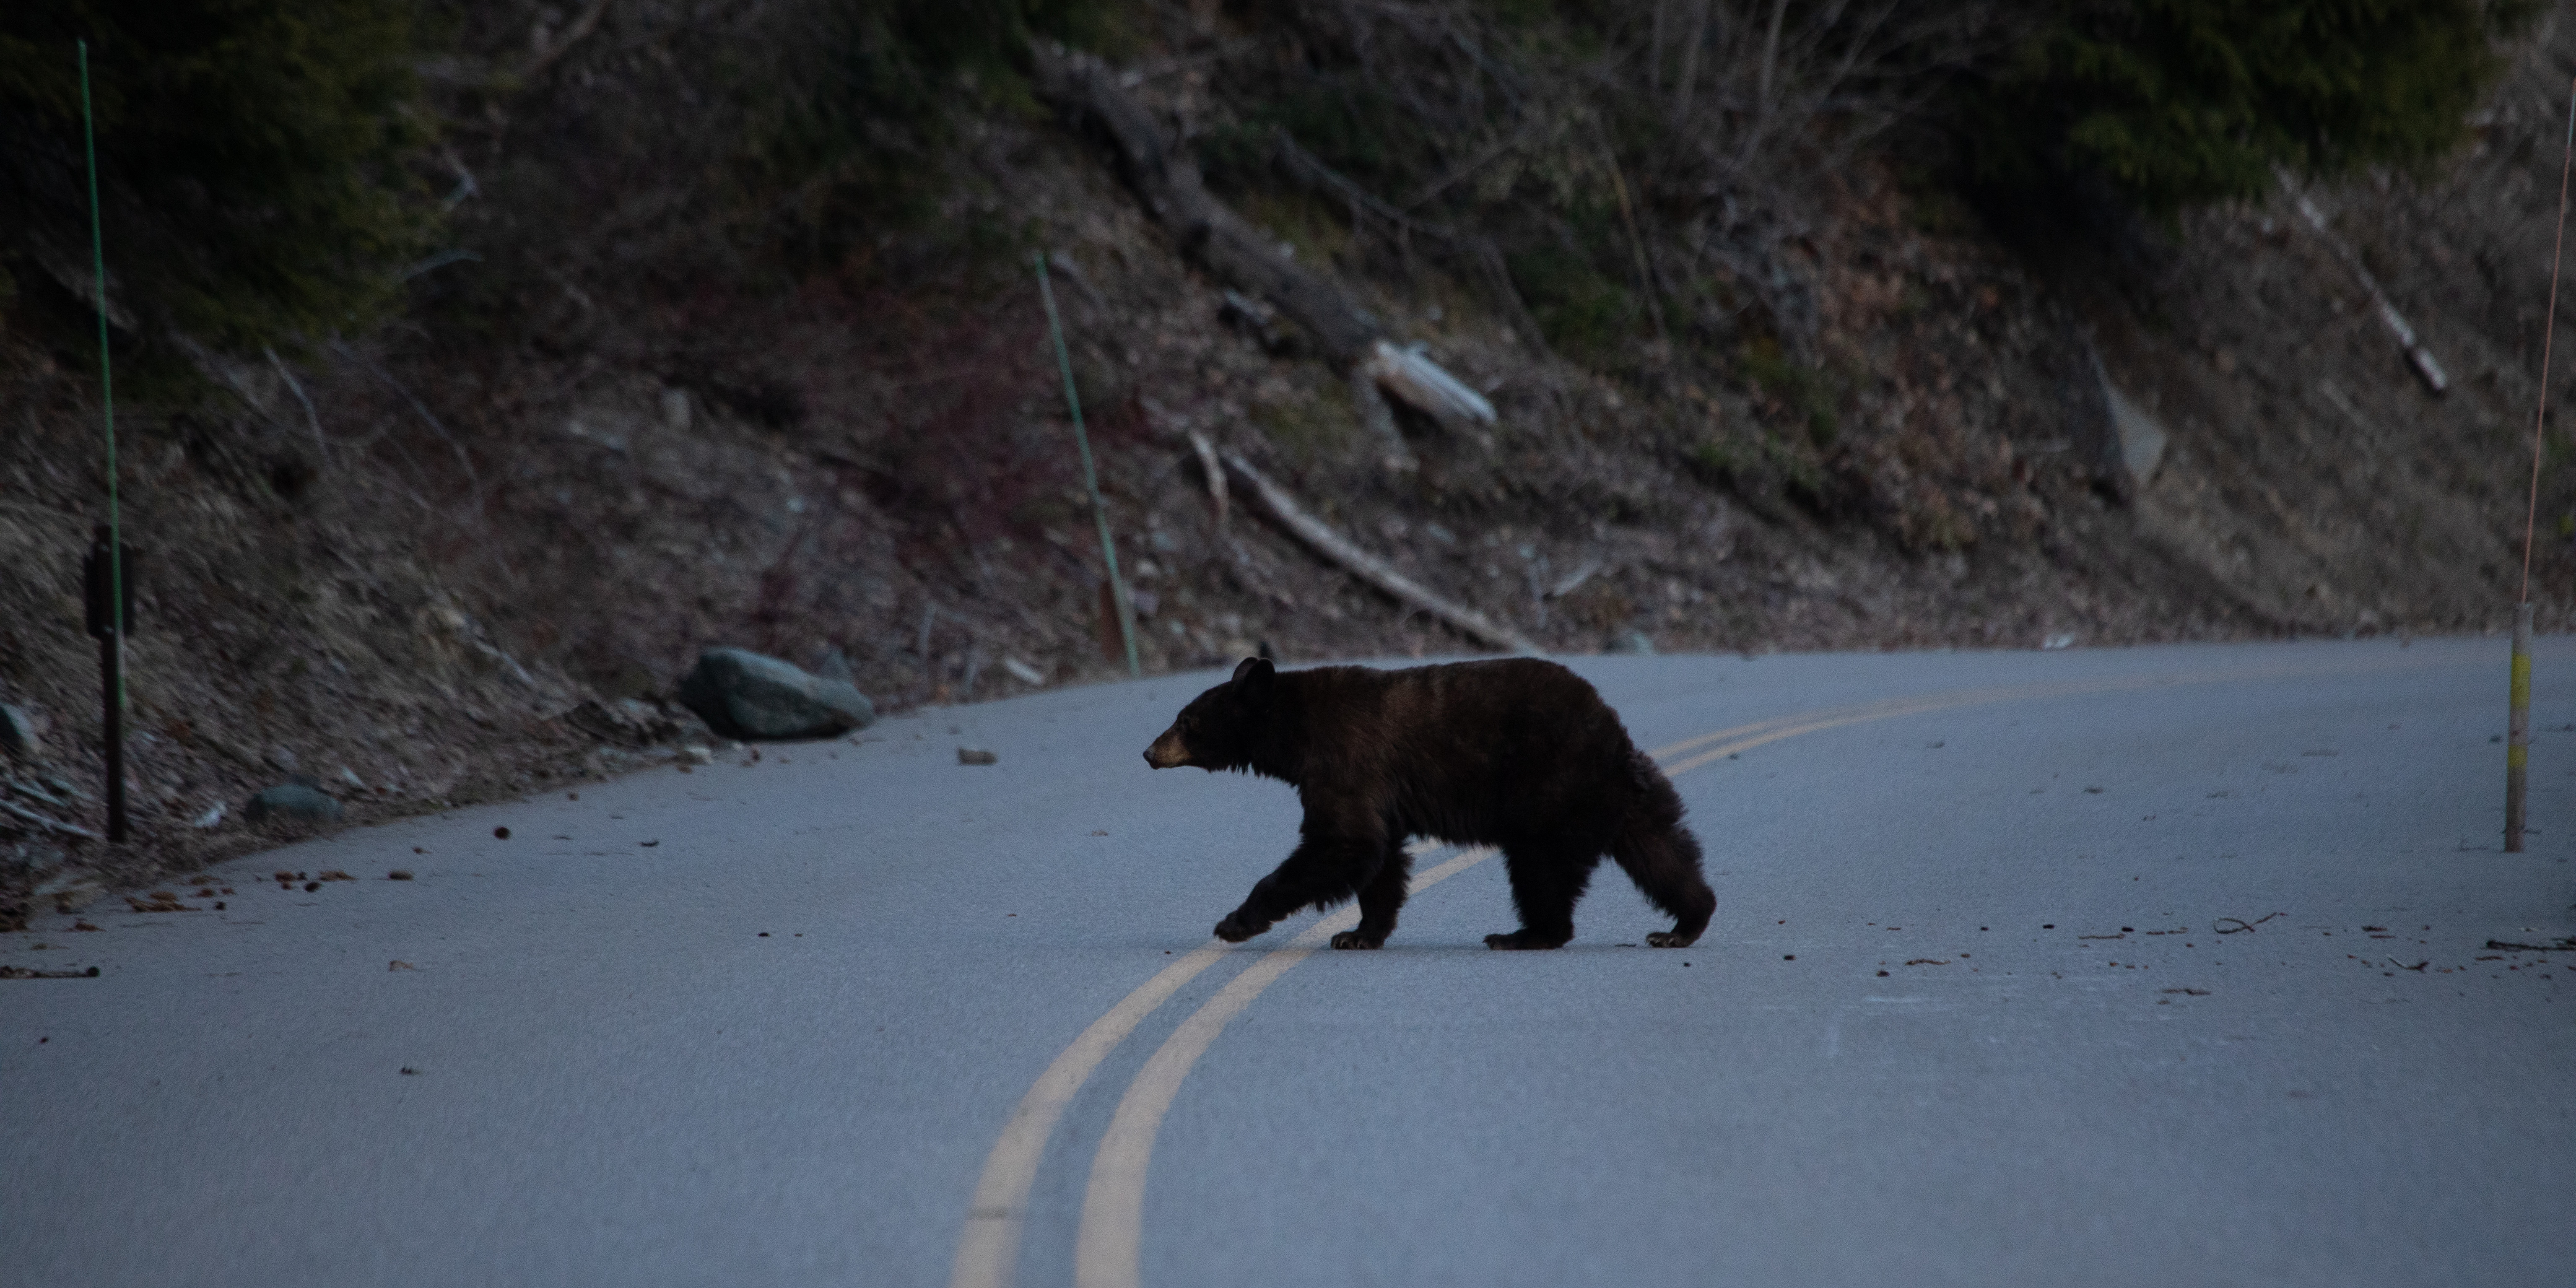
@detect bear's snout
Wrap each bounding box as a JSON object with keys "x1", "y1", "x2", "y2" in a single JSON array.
[{"x1": 1144, "y1": 727, "x2": 1190, "y2": 769}]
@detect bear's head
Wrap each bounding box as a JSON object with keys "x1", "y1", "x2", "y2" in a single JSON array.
[{"x1": 1143, "y1": 656, "x2": 1273, "y2": 771}]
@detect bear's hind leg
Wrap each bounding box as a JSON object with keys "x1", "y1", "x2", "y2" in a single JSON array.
[
  {"x1": 1331, "y1": 844, "x2": 1411, "y2": 950},
  {"x1": 1613, "y1": 825, "x2": 1715, "y2": 948},
  {"x1": 1484, "y1": 845, "x2": 1598, "y2": 950}
]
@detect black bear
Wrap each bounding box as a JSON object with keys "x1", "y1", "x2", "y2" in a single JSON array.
[{"x1": 1143, "y1": 656, "x2": 1715, "y2": 950}]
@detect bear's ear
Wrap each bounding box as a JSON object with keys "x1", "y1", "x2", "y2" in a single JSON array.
[{"x1": 1231, "y1": 656, "x2": 1275, "y2": 692}]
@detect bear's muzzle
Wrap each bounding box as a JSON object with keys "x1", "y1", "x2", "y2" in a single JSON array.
[{"x1": 1143, "y1": 727, "x2": 1191, "y2": 769}]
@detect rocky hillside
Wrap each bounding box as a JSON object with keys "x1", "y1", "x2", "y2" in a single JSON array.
[{"x1": 3, "y1": 1, "x2": 2570, "y2": 920}]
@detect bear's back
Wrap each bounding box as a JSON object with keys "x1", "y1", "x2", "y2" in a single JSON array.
[{"x1": 1287, "y1": 659, "x2": 1639, "y2": 847}]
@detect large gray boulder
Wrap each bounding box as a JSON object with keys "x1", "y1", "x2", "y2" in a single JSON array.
[{"x1": 675, "y1": 647, "x2": 876, "y2": 740}]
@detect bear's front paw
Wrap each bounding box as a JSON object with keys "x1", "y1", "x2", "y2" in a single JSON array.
[
  {"x1": 1644, "y1": 930, "x2": 1699, "y2": 948},
  {"x1": 1328, "y1": 930, "x2": 1384, "y2": 950},
  {"x1": 1213, "y1": 911, "x2": 1272, "y2": 943},
  {"x1": 1484, "y1": 930, "x2": 1569, "y2": 950}
]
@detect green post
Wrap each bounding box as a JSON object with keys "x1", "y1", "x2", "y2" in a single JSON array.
[
  {"x1": 80, "y1": 39, "x2": 129, "y2": 842},
  {"x1": 1037, "y1": 253, "x2": 1140, "y2": 678}
]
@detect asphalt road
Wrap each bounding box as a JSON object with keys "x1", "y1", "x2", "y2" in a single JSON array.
[{"x1": 5, "y1": 638, "x2": 2572, "y2": 1288}]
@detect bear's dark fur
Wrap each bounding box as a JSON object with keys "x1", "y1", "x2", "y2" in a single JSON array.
[{"x1": 1143, "y1": 657, "x2": 1715, "y2": 950}]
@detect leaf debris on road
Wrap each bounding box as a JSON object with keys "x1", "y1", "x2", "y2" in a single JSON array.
[{"x1": 2215, "y1": 913, "x2": 2284, "y2": 934}]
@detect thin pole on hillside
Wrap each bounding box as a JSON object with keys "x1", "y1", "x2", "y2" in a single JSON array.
[
  {"x1": 2509, "y1": 80, "x2": 2576, "y2": 853},
  {"x1": 1036, "y1": 253, "x2": 1141, "y2": 679},
  {"x1": 79, "y1": 40, "x2": 130, "y2": 844}
]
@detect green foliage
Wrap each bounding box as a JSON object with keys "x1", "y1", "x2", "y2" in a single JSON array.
[
  {"x1": 0, "y1": 0, "x2": 436, "y2": 353},
  {"x1": 1740, "y1": 337, "x2": 1838, "y2": 446},
  {"x1": 1977, "y1": 0, "x2": 2539, "y2": 213},
  {"x1": 1252, "y1": 382, "x2": 1358, "y2": 466},
  {"x1": 1199, "y1": 77, "x2": 1439, "y2": 198},
  {"x1": 1506, "y1": 192, "x2": 1643, "y2": 363},
  {"x1": 1510, "y1": 242, "x2": 1637, "y2": 362},
  {"x1": 742, "y1": 0, "x2": 1142, "y2": 261}
]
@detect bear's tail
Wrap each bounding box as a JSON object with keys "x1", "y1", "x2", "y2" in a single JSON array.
[{"x1": 1610, "y1": 750, "x2": 1715, "y2": 944}]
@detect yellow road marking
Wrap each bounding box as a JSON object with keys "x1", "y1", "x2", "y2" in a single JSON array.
[
  {"x1": 1075, "y1": 847, "x2": 1493, "y2": 1288},
  {"x1": 947, "y1": 943, "x2": 1232, "y2": 1288},
  {"x1": 948, "y1": 840, "x2": 1474, "y2": 1288},
  {"x1": 957, "y1": 647, "x2": 2465, "y2": 1288}
]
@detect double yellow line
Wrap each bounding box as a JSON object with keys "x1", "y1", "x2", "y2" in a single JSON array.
[
  {"x1": 949, "y1": 650, "x2": 2453, "y2": 1288},
  {"x1": 946, "y1": 839, "x2": 1494, "y2": 1288}
]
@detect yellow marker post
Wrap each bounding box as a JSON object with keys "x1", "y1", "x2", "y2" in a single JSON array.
[{"x1": 2508, "y1": 603, "x2": 2532, "y2": 852}]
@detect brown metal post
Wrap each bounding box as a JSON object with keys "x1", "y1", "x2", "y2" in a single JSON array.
[{"x1": 2508, "y1": 602, "x2": 2533, "y2": 852}]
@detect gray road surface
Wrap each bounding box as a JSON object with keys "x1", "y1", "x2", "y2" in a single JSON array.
[{"x1": 4, "y1": 638, "x2": 2571, "y2": 1287}]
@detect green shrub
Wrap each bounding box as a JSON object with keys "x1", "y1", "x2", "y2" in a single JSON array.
[
  {"x1": 1975, "y1": 0, "x2": 2539, "y2": 214},
  {"x1": 0, "y1": 0, "x2": 436, "y2": 353},
  {"x1": 1740, "y1": 337, "x2": 1838, "y2": 447},
  {"x1": 1508, "y1": 242, "x2": 1638, "y2": 363},
  {"x1": 732, "y1": 0, "x2": 1144, "y2": 275}
]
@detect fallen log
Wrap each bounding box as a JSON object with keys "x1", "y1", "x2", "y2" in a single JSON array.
[
  {"x1": 1362, "y1": 338, "x2": 1496, "y2": 428},
  {"x1": 1031, "y1": 43, "x2": 1381, "y2": 364},
  {"x1": 2277, "y1": 172, "x2": 2447, "y2": 394},
  {"x1": 1218, "y1": 451, "x2": 1541, "y2": 655}
]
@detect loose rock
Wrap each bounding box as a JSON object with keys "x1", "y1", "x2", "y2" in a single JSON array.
[
  {"x1": 34, "y1": 873, "x2": 102, "y2": 914},
  {"x1": 0, "y1": 704, "x2": 41, "y2": 760},
  {"x1": 958, "y1": 747, "x2": 999, "y2": 766},
  {"x1": 244, "y1": 782, "x2": 344, "y2": 823},
  {"x1": 564, "y1": 697, "x2": 684, "y2": 746},
  {"x1": 675, "y1": 647, "x2": 877, "y2": 740}
]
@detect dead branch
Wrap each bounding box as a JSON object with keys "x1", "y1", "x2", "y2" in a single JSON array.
[
  {"x1": 0, "y1": 797, "x2": 100, "y2": 841},
  {"x1": 1031, "y1": 43, "x2": 1383, "y2": 364},
  {"x1": 1186, "y1": 428, "x2": 1232, "y2": 526},
  {"x1": 1046, "y1": 250, "x2": 1110, "y2": 314},
  {"x1": 1347, "y1": 366, "x2": 1421, "y2": 473},
  {"x1": 521, "y1": 0, "x2": 614, "y2": 82},
  {"x1": 329, "y1": 341, "x2": 484, "y2": 510},
  {"x1": 1269, "y1": 130, "x2": 1553, "y2": 360},
  {"x1": 265, "y1": 346, "x2": 330, "y2": 470},
  {"x1": 1219, "y1": 450, "x2": 1541, "y2": 654}
]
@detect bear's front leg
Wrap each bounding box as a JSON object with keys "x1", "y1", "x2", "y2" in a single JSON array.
[
  {"x1": 1217, "y1": 828, "x2": 1384, "y2": 943},
  {"x1": 1213, "y1": 908, "x2": 1275, "y2": 943}
]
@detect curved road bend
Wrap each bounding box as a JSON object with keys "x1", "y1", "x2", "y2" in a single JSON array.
[{"x1": 3, "y1": 637, "x2": 2571, "y2": 1288}]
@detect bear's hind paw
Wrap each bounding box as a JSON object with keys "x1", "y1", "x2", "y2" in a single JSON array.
[
  {"x1": 1328, "y1": 930, "x2": 1384, "y2": 950},
  {"x1": 1484, "y1": 931, "x2": 1569, "y2": 950},
  {"x1": 1644, "y1": 930, "x2": 1699, "y2": 948}
]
